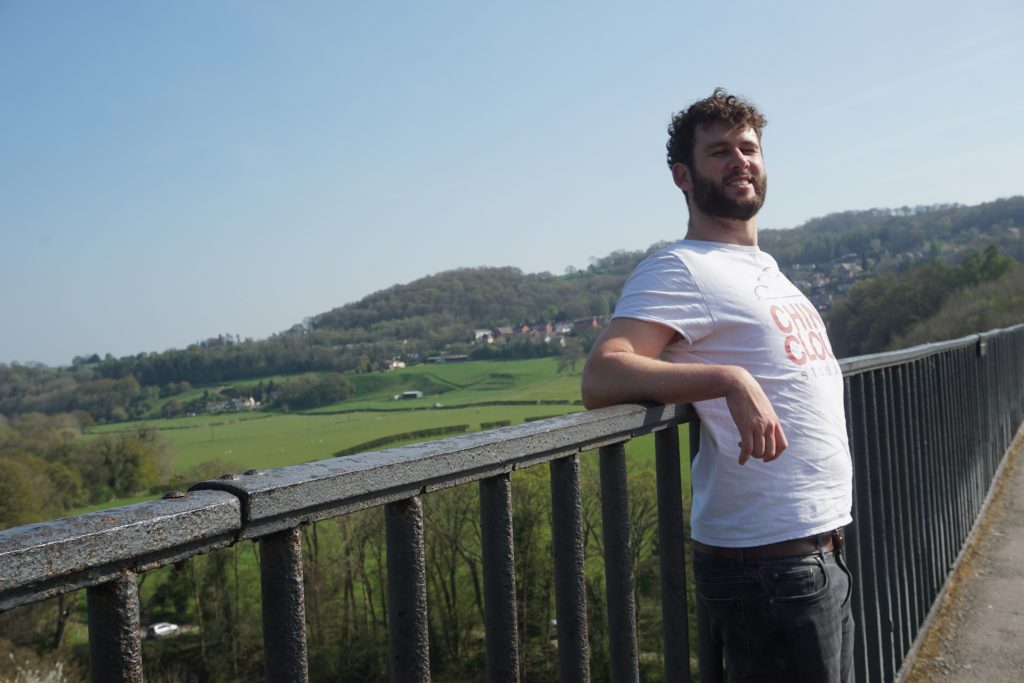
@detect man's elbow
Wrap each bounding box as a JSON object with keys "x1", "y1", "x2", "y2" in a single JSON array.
[
  {"x1": 581, "y1": 384, "x2": 606, "y2": 411},
  {"x1": 580, "y1": 380, "x2": 604, "y2": 410},
  {"x1": 580, "y1": 359, "x2": 614, "y2": 410}
]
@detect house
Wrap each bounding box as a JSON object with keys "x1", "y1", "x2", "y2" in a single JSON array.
[{"x1": 394, "y1": 390, "x2": 424, "y2": 400}]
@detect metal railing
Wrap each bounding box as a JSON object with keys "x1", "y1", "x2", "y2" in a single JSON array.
[
  {"x1": 1, "y1": 325, "x2": 1023, "y2": 682},
  {"x1": 841, "y1": 324, "x2": 1024, "y2": 683}
]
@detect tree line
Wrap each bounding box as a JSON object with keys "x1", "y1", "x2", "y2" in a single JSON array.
[
  {"x1": 758, "y1": 197, "x2": 1024, "y2": 267},
  {"x1": 826, "y1": 245, "x2": 1018, "y2": 357},
  {"x1": 0, "y1": 412, "x2": 168, "y2": 529}
]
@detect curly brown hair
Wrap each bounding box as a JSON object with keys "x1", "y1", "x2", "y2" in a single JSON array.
[{"x1": 665, "y1": 88, "x2": 767, "y2": 169}]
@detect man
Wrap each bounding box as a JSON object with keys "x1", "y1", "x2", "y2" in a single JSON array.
[{"x1": 581, "y1": 89, "x2": 854, "y2": 682}]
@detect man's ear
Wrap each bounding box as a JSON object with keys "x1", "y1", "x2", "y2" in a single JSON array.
[{"x1": 671, "y1": 162, "x2": 692, "y2": 193}]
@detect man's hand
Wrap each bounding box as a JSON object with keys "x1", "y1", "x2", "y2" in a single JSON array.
[
  {"x1": 582, "y1": 318, "x2": 788, "y2": 465},
  {"x1": 724, "y1": 369, "x2": 788, "y2": 464}
]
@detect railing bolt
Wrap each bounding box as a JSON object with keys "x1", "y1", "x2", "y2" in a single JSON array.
[{"x1": 162, "y1": 490, "x2": 187, "y2": 499}]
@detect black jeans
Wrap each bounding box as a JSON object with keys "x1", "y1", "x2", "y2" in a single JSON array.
[{"x1": 695, "y1": 547, "x2": 855, "y2": 682}]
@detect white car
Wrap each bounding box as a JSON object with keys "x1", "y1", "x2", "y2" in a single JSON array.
[{"x1": 146, "y1": 622, "x2": 180, "y2": 639}]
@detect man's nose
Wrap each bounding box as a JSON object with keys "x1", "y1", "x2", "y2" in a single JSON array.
[{"x1": 726, "y1": 148, "x2": 748, "y2": 169}]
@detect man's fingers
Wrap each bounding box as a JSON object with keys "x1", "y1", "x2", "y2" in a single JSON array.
[
  {"x1": 751, "y1": 429, "x2": 766, "y2": 460},
  {"x1": 763, "y1": 428, "x2": 776, "y2": 461},
  {"x1": 738, "y1": 421, "x2": 787, "y2": 465},
  {"x1": 737, "y1": 434, "x2": 752, "y2": 465},
  {"x1": 763, "y1": 424, "x2": 788, "y2": 462},
  {"x1": 774, "y1": 424, "x2": 789, "y2": 457}
]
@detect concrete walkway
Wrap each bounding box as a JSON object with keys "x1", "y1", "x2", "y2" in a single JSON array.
[{"x1": 904, "y1": 426, "x2": 1024, "y2": 682}]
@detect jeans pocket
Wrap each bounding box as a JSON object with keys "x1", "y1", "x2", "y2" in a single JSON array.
[
  {"x1": 765, "y1": 556, "x2": 830, "y2": 604},
  {"x1": 835, "y1": 550, "x2": 854, "y2": 608},
  {"x1": 698, "y1": 594, "x2": 752, "y2": 675}
]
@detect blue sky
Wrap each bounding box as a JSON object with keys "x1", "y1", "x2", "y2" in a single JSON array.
[{"x1": 2, "y1": 1, "x2": 1022, "y2": 367}]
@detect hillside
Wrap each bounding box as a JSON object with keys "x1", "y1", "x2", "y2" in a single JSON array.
[
  {"x1": 311, "y1": 197, "x2": 1024, "y2": 340},
  {"x1": 1, "y1": 197, "x2": 1022, "y2": 423},
  {"x1": 308, "y1": 262, "x2": 632, "y2": 344}
]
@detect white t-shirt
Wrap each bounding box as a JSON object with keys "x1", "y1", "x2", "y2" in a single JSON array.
[{"x1": 614, "y1": 239, "x2": 852, "y2": 547}]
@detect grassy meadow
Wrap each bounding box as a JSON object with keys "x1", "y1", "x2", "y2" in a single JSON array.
[
  {"x1": 82, "y1": 358, "x2": 692, "y2": 507},
  {"x1": 92, "y1": 359, "x2": 572, "y2": 473}
]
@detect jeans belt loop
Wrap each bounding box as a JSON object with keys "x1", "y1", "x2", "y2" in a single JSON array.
[{"x1": 832, "y1": 527, "x2": 845, "y2": 554}]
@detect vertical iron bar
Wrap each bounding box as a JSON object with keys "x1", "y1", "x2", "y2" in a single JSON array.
[
  {"x1": 922, "y1": 357, "x2": 945, "y2": 594},
  {"x1": 939, "y1": 352, "x2": 960, "y2": 568},
  {"x1": 549, "y1": 455, "x2": 591, "y2": 682},
  {"x1": 968, "y1": 348, "x2": 984, "y2": 519},
  {"x1": 479, "y1": 473, "x2": 520, "y2": 683},
  {"x1": 846, "y1": 373, "x2": 876, "y2": 683},
  {"x1": 900, "y1": 362, "x2": 925, "y2": 630},
  {"x1": 655, "y1": 426, "x2": 691, "y2": 683},
  {"x1": 847, "y1": 370, "x2": 880, "y2": 683},
  {"x1": 689, "y1": 418, "x2": 724, "y2": 683},
  {"x1": 259, "y1": 527, "x2": 309, "y2": 683},
  {"x1": 599, "y1": 442, "x2": 639, "y2": 683},
  {"x1": 931, "y1": 356, "x2": 953, "y2": 588},
  {"x1": 967, "y1": 348, "x2": 985, "y2": 524},
  {"x1": 386, "y1": 496, "x2": 431, "y2": 683},
  {"x1": 880, "y1": 367, "x2": 910, "y2": 661},
  {"x1": 916, "y1": 357, "x2": 937, "y2": 622},
  {"x1": 87, "y1": 572, "x2": 143, "y2": 683},
  {"x1": 867, "y1": 370, "x2": 896, "y2": 682},
  {"x1": 950, "y1": 351, "x2": 968, "y2": 545},
  {"x1": 894, "y1": 365, "x2": 917, "y2": 657},
  {"x1": 961, "y1": 349, "x2": 979, "y2": 535}
]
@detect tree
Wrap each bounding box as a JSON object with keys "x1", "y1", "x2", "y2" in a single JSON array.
[
  {"x1": 161, "y1": 398, "x2": 183, "y2": 418},
  {"x1": 70, "y1": 429, "x2": 164, "y2": 501},
  {"x1": 0, "y1": 458, "x2": 41, "y2": 529},
  {"x1": 557, "y1": 338, "x2": 584, "y2": 374}
]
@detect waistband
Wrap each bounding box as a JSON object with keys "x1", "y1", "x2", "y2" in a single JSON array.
[{"x1": 693, "y1": 528, "x2": 845, "y2": 562}]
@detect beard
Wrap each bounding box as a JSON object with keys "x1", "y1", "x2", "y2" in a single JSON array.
[{"x1": 690, "y1": 167, "x2": 767, "y2": 221}]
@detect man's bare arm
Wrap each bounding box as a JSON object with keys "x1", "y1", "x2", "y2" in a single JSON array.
[{"x1": 581, "y1": 317, "x2": 788, "y2": 463}]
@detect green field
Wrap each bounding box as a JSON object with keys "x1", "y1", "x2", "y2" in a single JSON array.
[{"x1": 79, "y1": 358, "x2": 691, "y2": 512}]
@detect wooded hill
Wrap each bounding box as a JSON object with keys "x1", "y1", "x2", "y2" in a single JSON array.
[{"x1": 1, "y1": 196, "x2": 1022, "y2": 422}]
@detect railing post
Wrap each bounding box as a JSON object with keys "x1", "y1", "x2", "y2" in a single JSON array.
[
  {"x1": 655, "y1": 426, "x2": 691, "y2": 682},
  {"x1": 847, "y1": 373, "x2": 878, "y2": 683},
  {"x1": 599, "y1": 442, "x2": 639, "y2": 683},
  {"x1": 259, "y1": 527, "x2": 309, "y2": 683},
  {"x1": 877, "y1": 367, "x2": 908, "y2": 663},
  {"x1": 386, "y1": 496, "x2": 431, "y2": 682},
  {"x1": 550, "y1": 454, "x2": 591, "y2": 682},
  {"x1": 87, "y1": 572, "x2": 143, "y2": 683},
  {"x1": 480, "y1": 473, "x2": 520, "y2": 683}
]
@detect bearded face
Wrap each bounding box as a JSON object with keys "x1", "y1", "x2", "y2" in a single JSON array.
[{"x1": 689, "y1": 164, "x2": 768, "y2": 221}]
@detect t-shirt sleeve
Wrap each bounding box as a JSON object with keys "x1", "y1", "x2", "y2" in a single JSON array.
[{"x1": 612, "y1": 250, "x2": 714, "y2": 345}]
